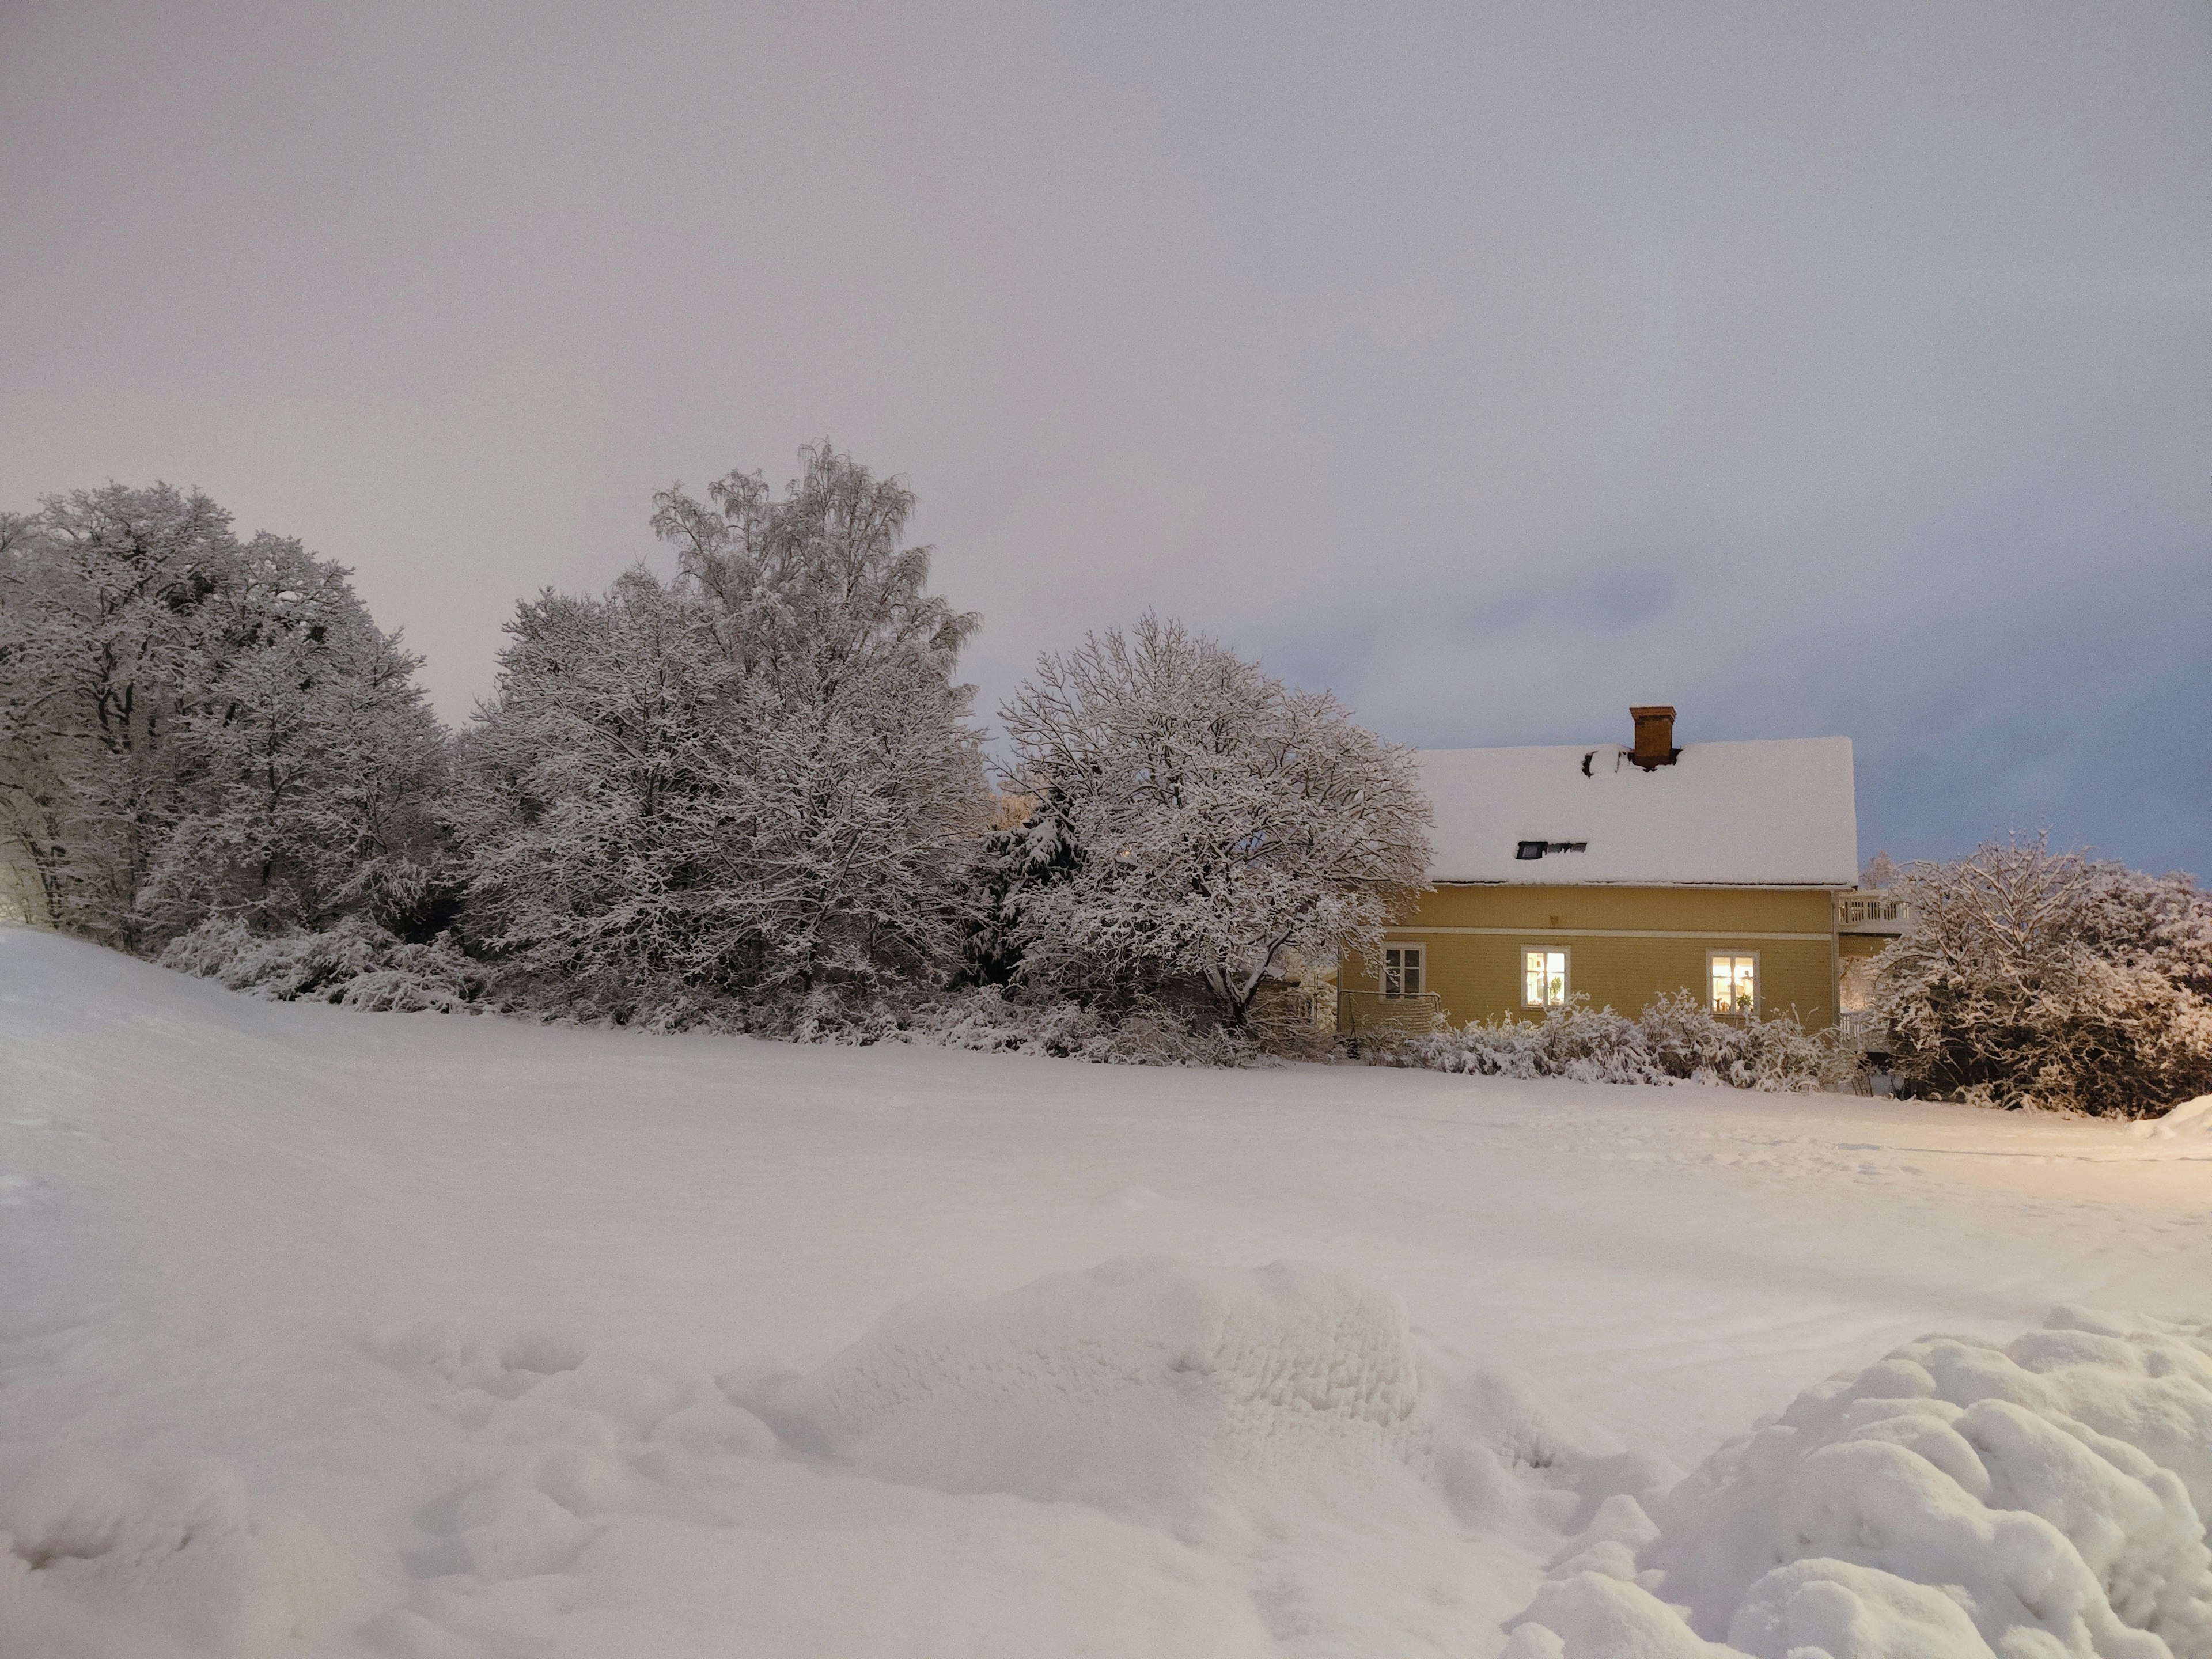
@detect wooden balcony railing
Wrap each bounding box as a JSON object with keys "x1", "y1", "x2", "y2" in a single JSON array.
[{"x1": 1836, "y1": 894, "x2": 1911, "y2": 934}]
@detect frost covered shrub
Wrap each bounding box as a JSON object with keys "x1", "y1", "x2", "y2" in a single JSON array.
[
  {"x1": 1873, "y1": 838, "x2": 2212, "y2": 1116},
  {"x1": 459, "y1": 948, "x2": 1261, "y2": 1064},
  {"x1": 694, "y1": 984, "x2": 1263, "y2": 1066},
  {"x1": 853, "y1": 988, "x2": 1264, "y2": 1066},
  {"x1": 994, "y1": 612, "x2": 1430, "y2": 1029},
  {"x1": 453, "y1": 445, "x2": 989, "y2": 1017},
  {"x1": 161, "y1": 915, "x2": 483, "y2": 1012},
  {"x1": 1376, "y1": 991, "x2": 1848, "y2": 1093}
]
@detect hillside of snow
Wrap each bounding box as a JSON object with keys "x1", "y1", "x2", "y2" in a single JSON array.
[{"x1": 2, "y1": 927, "x2": 2207, "y2": 1658}]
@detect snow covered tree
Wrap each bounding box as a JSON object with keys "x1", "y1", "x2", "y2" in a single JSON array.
[
  {"x1": 0, "y1": 486, "x2": 238, "y2": 945},
  {"x1": 0, "y1": 484, "x2": 449, "y2": 952},
  {"x1": 138, "y1": 544, "x2": 450, "y2": 941},
  {"x1": 1871, "y1": 836, "x2": 2212, "y2": 1116},
  {"x1": 997, "y1": 612, "x2": 1430, "y2": 1028},
  {"x1": 452, "y1": 571, "x2": 744, "y2": 1001},
  {"x1": 957, "y1": 796, "x2": 1079, "y2": 991},
  {"x1": 454, "y1": 445, "x2": 989, "y2": 1013}
]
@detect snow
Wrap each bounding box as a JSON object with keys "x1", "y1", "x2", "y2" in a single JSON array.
[
  {"x1": 756, "y1": 1257, "x2": 1426, "y2": 1527},
  {"x1": 1509, "y1": 1308, "x2": 2212, "y2": 1659},
  {"x1": 2135, "y1": 1095, "x2": 2212, "y2": 1141},
  {"x1": 1415, "y1": 738, "x2": 1858, "y2": 886},
  {"x1": 3, "y1": 926, "x2": 2207, "y2": 1657}
]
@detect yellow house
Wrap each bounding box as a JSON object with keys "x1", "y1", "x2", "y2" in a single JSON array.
[{"x1": 1342, "y1": 707, "x2": 1861, "y2": 1035}]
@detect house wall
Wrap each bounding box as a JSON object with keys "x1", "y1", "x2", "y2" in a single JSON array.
[{"x1": 1343, "y1": 884, "x2": 1841, "y2": 1032}]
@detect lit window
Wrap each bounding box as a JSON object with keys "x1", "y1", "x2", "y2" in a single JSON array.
[
  {"x1": 1381, "y1": 944, "x2": 1424, "y2": 998},
  {"x1": 1710, "y1": 953, "x2": 1756, "y2": 1013},
  {"x1": 1523, "y1": 948, "x2": 1567, "y2": 1008}
]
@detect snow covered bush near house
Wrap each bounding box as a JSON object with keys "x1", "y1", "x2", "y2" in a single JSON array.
[
  {"x1": 1374, "y1": 991, "x2": 1852, "y2": 1093},
  {"x1": 1873, "y1": 838, "x2": 2212, "y2": 1116},
  {"x1": 590, "y1": 979, "x2": 1272, "y2": 1063},
  {"x1": 861, "y1": 985, "x2": 1267, "y2": 1065},
  {"x1": 1505, "y1": 1306, "x2": 2212, "y2": 1659},
  {"x1": 155, "y1": 910, "x2": 1275, "y2": 1061}
]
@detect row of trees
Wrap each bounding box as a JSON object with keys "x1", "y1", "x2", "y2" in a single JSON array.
[
  {"x1": 1, "y1": 450, "x2": 1433, "y2": 1044},
  {"x1": 6, "y1": 452, "x2": 2205, "y2": 1104}
]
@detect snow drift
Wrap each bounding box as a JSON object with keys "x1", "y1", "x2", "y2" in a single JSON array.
[
  {"x1": 749, "y1": 1257, "x2": 1429, "y2": 1531},
  {"x1": 1506, "y1": 1306, "x2": 2212, "y2": 1659},
  {"x1": 2133, "y1": 1094, "x2": 2212, "y2": 1142}
]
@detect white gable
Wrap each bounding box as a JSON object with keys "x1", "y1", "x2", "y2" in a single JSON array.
[{"x1": 1416, "y1": 737, "x2": 1858, "y2": 887}]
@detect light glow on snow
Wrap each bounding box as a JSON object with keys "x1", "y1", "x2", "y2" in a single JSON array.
[{"x1": 2, "y1": 928, "x2": 2206, "y2": 1657}]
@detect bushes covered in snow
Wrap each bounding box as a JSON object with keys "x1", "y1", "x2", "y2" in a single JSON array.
[
  {"x1": 1372, "y1": 991, "x2": 1853, "y2": 1093},
  {"x1": 863, "y1": 987, "x2": 1267, "y2": 1066},
  {"x1": 1508, "y1": 1305, "x2": 2212, "y2": 1659},
  {"x1": 159, "y1": 915, "x2": 484, "y2": 1012},
  {"x1": 1873, "y1": 838, "x2": 2212, "y2": 1116}
]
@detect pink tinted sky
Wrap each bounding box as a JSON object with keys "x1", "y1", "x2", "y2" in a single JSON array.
[{"x1": 3, "y1": 0, "x2": 2206, "y2": 871}]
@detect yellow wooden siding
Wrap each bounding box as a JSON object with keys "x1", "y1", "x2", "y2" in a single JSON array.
[{"x1": 1344, "y1": 885, "x2": 1841, "y2": 1031}]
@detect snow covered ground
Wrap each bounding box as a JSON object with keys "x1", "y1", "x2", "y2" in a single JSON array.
[{"x1": 2, "y1": 926, "x2": 2206, "y2": 1658}]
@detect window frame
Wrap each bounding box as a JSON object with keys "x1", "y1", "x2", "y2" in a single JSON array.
[
  {"x1": 1706, "y1": 949, "x2": 1761, "y2": 1017},
  {"x1": 1380, "y1": 942, "x2": 1426, "y2": 999},
  {"x1": 1521, "y1": 944, "x2": 1570, "y2": 1010}
]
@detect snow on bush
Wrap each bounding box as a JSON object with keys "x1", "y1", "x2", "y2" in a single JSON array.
[
  {"x1": 1874, "y1": 838, "x2": 2212, "y2": 1117},
  {"x1": 160, "y1": 914, "x2": 484, "y2": 1012},
  {"x1": 468, "y1": 974, "x2": 1272, "y2": 1064},
  {"x1": 853, "y1": 986, "x2": 1267, "y2": 1066},
  {"x1": 1373, "y1": 991, "x2": 1853, "y2": 1093},
  {"x1": 1506, "y1": 1305, "x2": 2212, "y2": 1659}
]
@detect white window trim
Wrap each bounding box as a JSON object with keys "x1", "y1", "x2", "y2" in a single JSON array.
[
  {"x1": 1706, "y1": 948, "x2": 1762, "y2": 1016},
  {"x1": 1521, "y1": 943, "x2": 1570, "y2": 1009},
  {"x1": 1380, "y1": 942, "x2": 1426, "y2": 999}
]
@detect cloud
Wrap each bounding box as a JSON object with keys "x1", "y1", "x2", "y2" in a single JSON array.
[{"x1": 2, "y1": 0, "x2": 2205, "y2": 873}]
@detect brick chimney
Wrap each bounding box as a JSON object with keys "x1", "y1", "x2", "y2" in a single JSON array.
[{"x1": 1630, "y1": 705, "x2": 1679, "y2": 770}]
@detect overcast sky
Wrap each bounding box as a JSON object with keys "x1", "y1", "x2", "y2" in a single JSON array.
[{"x1": 4, "y1": 0, "x2": 2207, "y2": 874}]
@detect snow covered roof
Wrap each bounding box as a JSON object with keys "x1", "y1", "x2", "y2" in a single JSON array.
[{"x1": 1416, "y1": 737, "x2": 1858, "y2": 887}]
